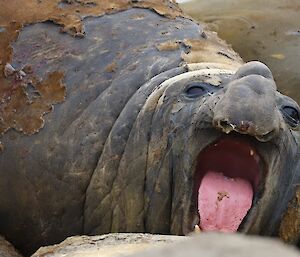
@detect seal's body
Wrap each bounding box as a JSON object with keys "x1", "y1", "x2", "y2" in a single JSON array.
[{"x1": 0, "y1": 1, "x2": 299, "y2": 255}]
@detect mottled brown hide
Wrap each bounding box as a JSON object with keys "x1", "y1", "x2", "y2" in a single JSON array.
[
  {"x1": 280, "y1": 187, "x2": 300, "y2": 244},
  {"x1": 181, "y1": 32, "x2": 242, "y2": 68},
  {"x1": 0, "y1": 71, "x2": 65, "y2": 136},
  {"x1": 0, "y1": 0, "x2": 300, "y2": 256},
  {"x1": 0, "y1": 0, "x2": 183, "y2": 141}
]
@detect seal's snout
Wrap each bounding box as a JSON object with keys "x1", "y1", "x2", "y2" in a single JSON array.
[{"x1": 212, "y1": 61, "x2": 280, "y2": 141}]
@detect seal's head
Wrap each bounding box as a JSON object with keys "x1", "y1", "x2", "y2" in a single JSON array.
[
  {"x1": 140, "y1": 61, "x2": 300, "y2": 236},
  {"x1": 84, "y1": 61, "x2": 300, "y2": 240}
]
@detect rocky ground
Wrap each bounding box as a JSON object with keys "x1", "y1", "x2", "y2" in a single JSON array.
[
  {"x1": 31, "y1": 233, "x2": 300, "y2": 257},
  {"x1": 1, "y1": 232, "x2": 300, "y2": 257}
]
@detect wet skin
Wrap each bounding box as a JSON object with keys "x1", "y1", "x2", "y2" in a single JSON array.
[{"x1": 0, "y1": 7, "x2": 300, "y2": 256}]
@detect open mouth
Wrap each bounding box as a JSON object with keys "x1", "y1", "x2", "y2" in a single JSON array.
[{"x1": 193, "y1": 136, "x2": 265, "y2": 232}]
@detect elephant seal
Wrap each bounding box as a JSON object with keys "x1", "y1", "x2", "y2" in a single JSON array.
[{"x1": 0, "y1": 0, "x2": 299, "y2": 255}]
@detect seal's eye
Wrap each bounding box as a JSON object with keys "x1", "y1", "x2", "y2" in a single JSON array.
[
  {"x1": 185, "y1": 82, "x2": 211, "y2": 98},
  {"x1": 281, "y1": 106, "x2": 300, "y2": 128}
]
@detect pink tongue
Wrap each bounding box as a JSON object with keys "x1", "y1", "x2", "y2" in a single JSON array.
[{"x1": 198, "y1": 171, "x2": 253, "y2": 232}]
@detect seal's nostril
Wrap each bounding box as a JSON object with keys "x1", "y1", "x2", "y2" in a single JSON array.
[
  {"x1": 219, "y1": 120, "x2": 230, "y2": 127},
  {"x1": 219, "y1": 120, "x2": 231, "y2": 128}
]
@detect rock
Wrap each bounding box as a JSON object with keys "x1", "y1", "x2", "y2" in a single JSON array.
[
  {"x1": 0, "y1": 236, "x2": 22, "y2": 257},
  {"x1": 32, "y1": 233, "x2": 300, "y2": 257},
  {"x1": 32, "y1": 233, "x2": 187, "y2": 257}
]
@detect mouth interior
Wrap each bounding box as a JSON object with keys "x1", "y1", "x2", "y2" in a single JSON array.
[{"x1": 194, "y1": 137, "x2": 261, "y2": 232}]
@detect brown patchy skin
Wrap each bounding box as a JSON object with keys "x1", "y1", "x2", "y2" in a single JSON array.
[
  {"x1": 0, "y1": 0, "x2": 184, "y2": 145},
  {"x1": 156, "y1": 41, "x2": 181, "y2": 51},
  {"x1": 279, "y1": 186, "x2": 300, "y2": 244},
  {"x1": 182, "y1": 31, "x2": 243, "y2": 68},
  {"x1": 0, "y1": 71, "x2": 65, "y2": 136},
  {"x1": 105, "y1": 62, "x2": 118, "y2": 73},
  {"x1": 156, "y1": 31, "x2": 243, "y2": 68}
]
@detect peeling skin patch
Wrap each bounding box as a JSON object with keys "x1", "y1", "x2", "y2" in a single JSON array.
[
  {"x1": 156, "y1": 30, "x2": 243, "y2": 68},
  {"x1": 182, "y1": 31, "x2": 243, "y2": 68},
  {"x1": 0, "y1": 0, "x2": 184, "y2": 43},
  {"x1": 279, "y1": 186, "x2": 300, "y2": 244},
  {"x1": 0, "y1": 68, "x2": 66, "y2": 136},
  {"x1": 58, "y1": 0, "x2": 98, "y2": 9},
  {"x1": 0, "y1": 0, "x2": 184, "y2": 148},
  {"x1": 105, "y1": 62, "x2": 118, "y2": 73},
  {"x1": 156, "y1": 41, "x2": 181, "y2": 51}
]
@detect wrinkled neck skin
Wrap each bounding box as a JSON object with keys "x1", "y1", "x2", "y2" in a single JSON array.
[
  {"x1": 85, "y1": 61, "x2": 300, "y2": 240},
  {"x1": 132, "y1": 61, "x2": 300, "y2": 236}
]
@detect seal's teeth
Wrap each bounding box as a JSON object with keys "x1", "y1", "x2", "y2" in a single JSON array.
[
  {"x1": 217, "y1": 119, "x2": 236, "y2": 134},
  {"x1": 250, "y1": 149, "x2": 254, "y2": 156},
  {"x1": 194, "y1": 225, "x2": 201, "y2": 233}
]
